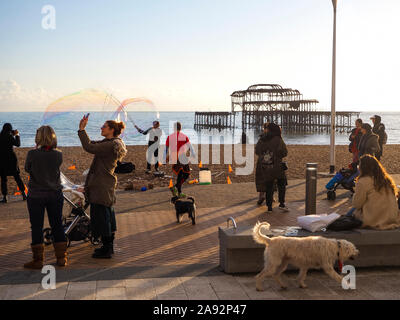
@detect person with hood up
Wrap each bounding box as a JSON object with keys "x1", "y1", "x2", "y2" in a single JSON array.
[
  {"x1": 0, "y1": 123, "x2": 26, "y2": 203},
  {"x1": 255, "y1": 122, "x2": 288, "y2": 213},
  {"x1": 370, "y1": 115, "x2": 387, "y2": 161},
  {"x1": 358, "y1": 123, "x2": 380, "y2": 159}
]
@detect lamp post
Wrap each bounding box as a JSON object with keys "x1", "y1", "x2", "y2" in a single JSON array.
[{"x1": 330, "y1": 0, "x2": 337, "y2": 174}]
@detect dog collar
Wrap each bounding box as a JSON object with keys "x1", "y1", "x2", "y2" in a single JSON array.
[{"x1": 337, "y1": 240, "x2": 343, "y2": 273}]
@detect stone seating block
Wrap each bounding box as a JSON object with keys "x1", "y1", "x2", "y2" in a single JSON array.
[{"x1": 219, "y1": 226, "x2": 400, "y2": 274}]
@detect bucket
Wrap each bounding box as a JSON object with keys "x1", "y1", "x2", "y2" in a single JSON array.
[{"x1": 199, "y1": 170, "x2": 212, "y2": 185}]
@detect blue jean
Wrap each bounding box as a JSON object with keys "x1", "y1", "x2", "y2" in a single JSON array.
[
  {"x1": 346, "y1": 207, "x2": 356, "y2": 217},
  {"x1": 27, "y1": 190, "x2": 66, "y2": 245}
]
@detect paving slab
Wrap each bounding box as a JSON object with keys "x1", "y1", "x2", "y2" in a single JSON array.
[
  {"x1": 0, "y1": 285, "x2": 9, "y2": 300},
  {"x1": 65, "y1": 289, "x2": 96, "y2": 300},
  {"x1": 156, "y1": 292, "x2": 189, "y2": 300},
  {"x1": 215, "y1": 291, "x2": 250, "y2": 300},
  {"x1": 208, "y1": 275, "x2": 245, "y2": 293},
  {"x1": 33, "y1": 286, "x2": 68, "y2": 300},
  {"x1": 3, "y1": 283, "x2": 41, "y2": 300},
  {"x1": 126, "y1": 286, "x2": 157, "y2": 300},
  {"x1": 184, "y1": 283, "x2": 219, "y2": 300},
  {"x1": 67, "y1": 281, "x2": 97, "y2": 291},
  {"x1": 96, "y1": 287, "x2": 127, "y2": 300}
]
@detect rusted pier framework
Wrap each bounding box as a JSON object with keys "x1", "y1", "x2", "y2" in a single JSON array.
[
  {"x1": 194, "y1": 112, "x2": 235, "y2": 130},
  {"x1": 193, "y1": 84, "x2": 360, "y2": 135}
]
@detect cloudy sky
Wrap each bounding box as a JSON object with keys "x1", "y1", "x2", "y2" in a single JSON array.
[{"x1": 0, "y1": 0, "x2": 399, "y2": 112}]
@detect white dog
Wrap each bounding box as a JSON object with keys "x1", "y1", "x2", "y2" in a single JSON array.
[{"x1": 253, "y1": 222, "x2": 359, "y2": 290}]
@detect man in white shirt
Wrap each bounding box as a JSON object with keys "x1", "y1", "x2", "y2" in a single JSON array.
[{"x1": 135, "y1": 121, "x2": 162, "y2": 173}]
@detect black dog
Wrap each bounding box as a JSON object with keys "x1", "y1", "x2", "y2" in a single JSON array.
[{"x1": 170, "y1": 196, "x2": 196, "y2": 225}]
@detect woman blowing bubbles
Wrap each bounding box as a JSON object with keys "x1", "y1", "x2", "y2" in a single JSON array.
[{"x1": 78, "y1": 115, "x2": 127, "y2": 259}]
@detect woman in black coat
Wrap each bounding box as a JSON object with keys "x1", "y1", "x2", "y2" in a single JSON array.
[
  {"x1": 255, "y1": 123, "x2": 289, "y2": 213},
  {"x1": 0, "y1": 123, "x2": 26, "y2": 203}
]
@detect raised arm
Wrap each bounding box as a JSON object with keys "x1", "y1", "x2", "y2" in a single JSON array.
[
  {"x1": 78, "y1": 130, "x2": 112, "y2": 156},
  {"x1": 135, "y1": 125, "x2": 151, "y2": 136},
  {"x1": 12, "y1": 134, "x2": 21, "y2": 147}
]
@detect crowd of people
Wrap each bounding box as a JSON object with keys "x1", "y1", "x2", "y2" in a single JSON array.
[
  {"x1": 0, "y1": 113, "x2": 399, "y2": 269},
  {"x1": 253, "y1": 115, "x2": 399, "y2": 231},
  {"x1": 0, "y1": 117, "x2": 195, "y2": 268}
]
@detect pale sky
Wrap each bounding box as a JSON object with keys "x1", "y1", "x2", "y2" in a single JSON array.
[{"x1": 0, "y1": 0, "x2": 399, "y2": 112}]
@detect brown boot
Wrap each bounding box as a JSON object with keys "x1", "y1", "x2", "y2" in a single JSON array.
[
  {"x1": 53, "y1": 242, "x2": 68, "y2": 267},
  {"x1": 24, "y1": 244, "x2": 44, "y2": 269}
]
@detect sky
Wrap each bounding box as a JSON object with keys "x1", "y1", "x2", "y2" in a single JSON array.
[{"x1": 0, "y1": 0, "x2": 399, "y2": 112}]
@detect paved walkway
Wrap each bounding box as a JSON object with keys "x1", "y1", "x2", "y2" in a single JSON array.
[{"x1": 1, "y1": 175, "x2": 400, "y2": 300}]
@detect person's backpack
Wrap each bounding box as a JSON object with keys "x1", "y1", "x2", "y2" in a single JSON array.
[
  {"x1": 261, "y1": 150, "x2": 274, "y2": 168},
  {"x1": 327, "y1": 215, "x2": 362, "y2": 231},
  {"x1": 382, "y1": 130, "x2": 388, "y2": 145},
  {"x1": 115, "y1": 161, "x2": 135, "y2": 174}
]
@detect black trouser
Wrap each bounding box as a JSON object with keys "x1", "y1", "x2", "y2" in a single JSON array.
[
  {"x1": 146, "y1": 141, "x2": 159, "y2": 170},
  {"x1": 27, "y1": 190, "x2": 66, "y2": 245},
  {"x1": 265, "y1": 178, "x2": 287, "y2": 208},
  {"x1": 176, "y1": 171, "x2": 190, "y2": 194},
  {"x1": 1, "y1": 173, "x2": 25, "y2": 196},
  {"x1": 90, "y1": 203, "x2": 116, "y2": 238}
]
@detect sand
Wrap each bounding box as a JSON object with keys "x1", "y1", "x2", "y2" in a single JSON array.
[{"x1": 5, "y1": 144, "x2": 400, "y2": 195}]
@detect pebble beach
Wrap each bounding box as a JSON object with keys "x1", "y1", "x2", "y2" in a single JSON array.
[{"x1": 6, "y1": 144, "x2": 400, "y2": 195}]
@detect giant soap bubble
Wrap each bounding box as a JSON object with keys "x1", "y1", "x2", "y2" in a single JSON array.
[{"x1": 41, "y1": 89, "x2": 159, "y2": 144}]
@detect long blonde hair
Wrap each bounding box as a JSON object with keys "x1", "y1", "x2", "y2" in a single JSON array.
[{"x1": 35, "y1": 125, "x2": 57, "y2": 149}]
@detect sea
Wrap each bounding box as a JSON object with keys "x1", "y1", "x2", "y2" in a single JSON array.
[{"x1": 0, "y1": 111, "x2": 399, "y2": 147}]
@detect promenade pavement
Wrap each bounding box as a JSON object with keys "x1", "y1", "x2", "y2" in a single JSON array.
[{"x1": 1, "y1": 175, "x2": 400, "y2": 300}]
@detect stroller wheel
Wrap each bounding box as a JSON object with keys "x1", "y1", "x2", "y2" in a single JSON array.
[
  {"x1": 90, "y1": 235, "x2": 101, "y2": 245},
  {"x1": 43, "y1": 228, "x2": 54, "y2": 246},
  {"x1": 327, "y1": 190, "x2": 336, "y2": 201}
]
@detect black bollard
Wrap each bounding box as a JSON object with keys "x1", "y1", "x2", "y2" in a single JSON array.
[{"x1": 305, "y1": 164, "x2": 317, "y2": 215}]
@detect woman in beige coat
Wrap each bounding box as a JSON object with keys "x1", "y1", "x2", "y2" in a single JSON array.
[
  {"x1": 78, "y1": 115, "x2": 127, "y2": 258},
  {"x1": 351, "y1": 155, "x2": 400, "y2": 230}
]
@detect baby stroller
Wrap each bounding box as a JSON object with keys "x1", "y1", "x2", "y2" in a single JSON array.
[
  {"x1": 326, "y1": 162, "x2": 359, "y2": 201},
  {"x1": 43, "y1": 173, "x2": 100, "y2": 247}
]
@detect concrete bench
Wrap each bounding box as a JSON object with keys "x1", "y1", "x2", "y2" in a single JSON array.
[{"x1": 219, "y1": 225, "x2": 400, "y2": 274}]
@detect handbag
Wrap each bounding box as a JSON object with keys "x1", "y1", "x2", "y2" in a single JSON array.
[{"x1": 327, "y1": 215, "x2": 362, "y2": 231}]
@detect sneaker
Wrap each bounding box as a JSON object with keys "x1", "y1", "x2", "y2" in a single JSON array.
[
  {"x1": 279, "y1": 204, "x2": 290, "y2": 212},
  {"x1": 267, "y1": 206, "x2": 273, "y2": 213}
]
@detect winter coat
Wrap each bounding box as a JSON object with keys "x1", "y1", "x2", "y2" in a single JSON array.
[
  {"x1": 348, "y1": 128, "x2": 362, "y2": 154},
  {"x1": 353, "y1": 176, "x2": 400, "y2": 230},
  {"x1": 25, "y1": 148, "x2": 63, "y2": 192},
  {"x1": 255, "y1": 134, "x2": 288, "y2": 192},
  {"x1": 78, "y1": 130, "x2": 127, "y2": 207},
  {"x1": 0, "y1": 132, "x2": 21, "y2": 176},
  {"x1": 358, "y1": 133, "x2": 380, "y2": 158},
  {"x1": 372, "y1": 122, "x2": 386, "y2": 147}
]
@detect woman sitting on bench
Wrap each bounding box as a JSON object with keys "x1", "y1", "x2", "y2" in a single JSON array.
[{"x1": 351, "y1": 154, "x2": 400, "y2": 230}]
